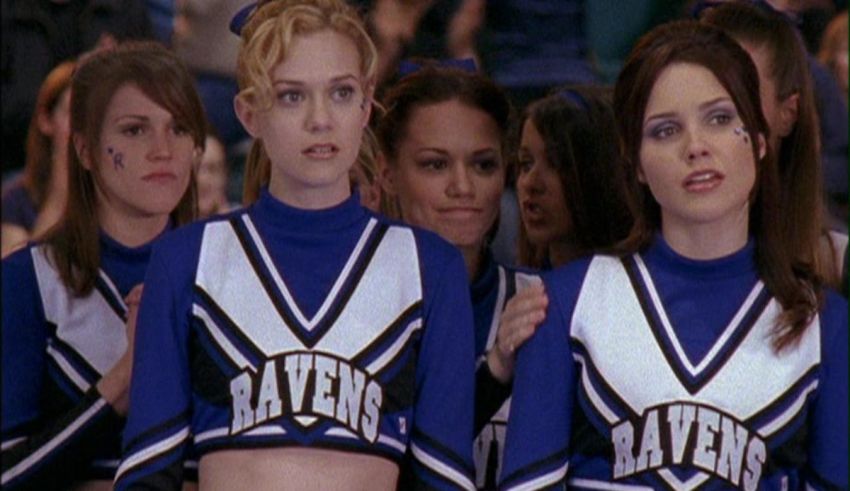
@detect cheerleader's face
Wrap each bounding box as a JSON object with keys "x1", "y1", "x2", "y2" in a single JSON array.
[
  {"x1": 236, "y1": 29, "x2": 372, "y2": 209},
  {"x1": 385, "y1": 99, "x2": 505, "y2": 252},
  {"x1": 638, "y1": 62, "x2": 761, "y2": 237},
  {"x1": 517, "y1": 119, "x2": 571, "y2": 248},
  {"x1": 86, "y1": 83, "x2": 195, "y2": 221}
]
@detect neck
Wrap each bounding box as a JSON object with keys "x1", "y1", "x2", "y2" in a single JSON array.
[
  {"x1": 98, "y1": 206, "x2": 169, "y2": 249},
  {"x1": 460, "y1": 244, "x2": 484, "y2": 282},
  {"x1": 661, "y1": 210, "x2": 749, "y2": 260},
  {"x1": 268, "y1": 172, "x2": 352, "y2": 210},
  {"x1": 548, "y1": 239, "x2": 580, "y2": 268}
]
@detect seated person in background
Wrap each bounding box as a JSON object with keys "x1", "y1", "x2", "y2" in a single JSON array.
[{"x1": 1, "y1": 61, "x2": 75, "y2": 258}]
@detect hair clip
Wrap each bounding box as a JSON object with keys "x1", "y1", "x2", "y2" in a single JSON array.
[
  {"x1": 557, "y1": 89, "x2": 590, "y2": 111},
  {"x1": 397, "y1": 58, "x2": 478, "y2": 78},
  {"x1": 230, "y1": 2, "x2": 258, "y2": 36}
]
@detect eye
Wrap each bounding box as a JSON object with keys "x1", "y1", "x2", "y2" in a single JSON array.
[
  {"x1": 708, "y1": 111, "x2": 733, "y2": 126},
  {"x1": 331, "y1": 84, "x2": 355, "y2": 102},
  {"x1": 277, "y1": 90, "x2": 303, "y2": 105},
  {"x1": 121, "y1": 125, "x2": 145, "y2": 137},
  {"x1": 419, "y1": 158, "x2": 448, "y2": 171},
  {"x1": 517, "y1": 157, "x2": 533, "y2": 174},
  {"x1": 650, "y1": 123, "x2": 678, "y2": 140},
  {"x1": 473, "y1": 157, "x2": 501, "y2": 174},
  {"x1": 172, "y1": 123, "x2": 190, "y2": 136}
]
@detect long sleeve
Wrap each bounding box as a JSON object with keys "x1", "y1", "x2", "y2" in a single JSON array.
[
  {"x1": 804, "y1": 291, "x2": 849, "y2": 491},
  {"x1": 408, "y1": 241, "x2": 476, "y2": 491},
  {"x1": 499, "y1": 266, "x2": 583, "y2": 491},
  {"x1": 1, "y1": 249, "x2": 124, "y2": 489},
  {"x1": 114, "y1": 244, "x2": 194, "y2": 490}
]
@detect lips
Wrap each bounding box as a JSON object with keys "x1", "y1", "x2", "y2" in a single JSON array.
[
  {"x1": 521, "y1": 200, "x2": 546, "y2": 223},
  {"x1": 438, "y1": 207, "x2": 482, "y2": 220},
  {"x1": 142, "y1": 171, "x2": 176, "y2": 182},
  {"x1": 303, "y1": 144, "x2": 339, "y2": 159},
  {"x1": 683, "y1": 170, "x2": 724, "y2": 192}
]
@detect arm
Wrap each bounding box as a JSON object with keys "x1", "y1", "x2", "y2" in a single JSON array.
[
  {"x1": 499, "y1": 274, "x2": 578, "y2": 491},
  {"x1": 114, "y1": 247, "x2": 193, "y2": 490},
  {"x1": 804, "y1": 293, "x2": 849, "y2": 490},
  {"x1": 1, "y1": 250, "x2": 126, "y2": 489},
  {"x1": 409, "y1": 243, "x2": 476, "y2": 490},
  {"x1": 475, "y1": 282, "x2": 547, "y2": 433}
]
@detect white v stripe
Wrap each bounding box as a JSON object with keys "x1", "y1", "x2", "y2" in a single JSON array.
[
  {"x1": 634, "y1": 255, "x2": 764, "y2": 376},
  {"x1": 241, "y1": 215, "x2": 377, "y2": 331}
]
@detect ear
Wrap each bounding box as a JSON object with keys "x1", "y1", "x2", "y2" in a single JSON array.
[
  {"x1": 776, "y1": 92, "x2": 799, "y2": 138},
  {"x1": 73, "y1": 133, "x2": 93, "y2": 170},
  {"x1": 37, "y1": 111, "x2": 54, "y2": 136},
  {"x1": 756, "y1": 132, "x2": 767, "y2": 160},
  {"x1": 360, "y1": 82, "x2": 375, "y2": 128},
  {"x1": 377, "y1": 152, "x2": 397, "y2": 196},
  {"x1": 234, "y1": 94, "x2": 260, "y2": 138},
  {"x1": 636, "y1": 164, "x2": 646, "y2": 184}
]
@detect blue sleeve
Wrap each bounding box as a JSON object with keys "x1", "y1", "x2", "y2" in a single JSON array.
[
  {"x1": 805, "y1": 291, "x2": 849, "y2": 490},
  {"x1": 409, "y1": 236, "x2": 476, "y2": 490},
  {"x1": 1, "y1": 248, "x2": 124, "y2": 489},
  {"x1": 114, "y1": 237, "x2": 196, "y2": 490},
  {"x1": 499, "y1": 264, "x2": 586, "y2": 491}
]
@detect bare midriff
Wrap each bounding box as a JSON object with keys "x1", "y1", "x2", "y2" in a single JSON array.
[{"x1": 199, "y1": 447, "x2": 399, "y2": 491}]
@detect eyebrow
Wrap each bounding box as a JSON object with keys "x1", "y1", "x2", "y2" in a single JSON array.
[
  {"x1": 113, "y1": 115, "x2": 151, "y2": 123},
  {"x1": 272, "y1": 74, "x2": 359, "y2": 86}
]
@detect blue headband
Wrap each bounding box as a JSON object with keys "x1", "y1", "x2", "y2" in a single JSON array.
[
  {"x1": 557, "y1": 89, "x2": 589, "y2": 111},
  {"x1": 397, "y1": 58, "x2": 477, "y2": 78},
  {"x1": 230, "y1": 2, "x2": 258, "y2": 36}
]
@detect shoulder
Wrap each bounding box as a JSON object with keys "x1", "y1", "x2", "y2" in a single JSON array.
[
  {"x1": 372, "y1": 212, "x2": 462, "y2": 267},
  {"x1": 819, "y1": 289, "x2": 848, "y2": 341}
]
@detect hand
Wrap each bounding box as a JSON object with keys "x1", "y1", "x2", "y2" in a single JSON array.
[
  {"x1": 96, "y1": 284, "x2": 144, "y2": 415},
  {"x1": 487, "y1": 283, "x2": 548, "y2": 383}
]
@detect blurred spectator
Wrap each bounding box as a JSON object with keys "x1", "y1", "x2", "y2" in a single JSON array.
[
  {"x1": 173, "y1": 0, "x2": 248, "y2": 151},
  {"x1": 2, "y1": 61, "x2": 75, "y2": 258},
  {"x1": 1, "y1": 0, "x2": 154, "y2": 177},
  {"x1": 478, "y1": 0, "x2": 597, "y2": 110},
  {"x1": 195, "y1": 131, "x2": 237, "y2": 219},
  {"x1": 818, "y1": 10, "x2": 848, "y2": 101},
  {"x1": 146, "y1": 0, "x2": 176, "y2": 45}
]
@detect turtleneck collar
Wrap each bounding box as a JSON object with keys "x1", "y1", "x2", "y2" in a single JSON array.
[
  {"x1": 644, "y1": 233, "x2": 757, "y2": 280},
  {"x1": 250, "y1": 187, "x2": 367, "y2": 235}
]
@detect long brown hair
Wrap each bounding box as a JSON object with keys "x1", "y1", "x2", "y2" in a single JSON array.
[
  {"x1": 614, "y1": 20, "x2": 817, "y2": 351},
  {"x1": 516, "y1": 86, "x2": 634, "y2": 268},
  {"x1": 701, "y1": 3, "x2": 835, "y2": 289},
  {"x1": 45, "y1": 41, "x2": 205, "y2": 296},
  {"x1": 236, "y1": 0, "x2": 379, "y2": 204},
  {"x1": 23, "y1": 61, "x2": 76, "y2": 210}
]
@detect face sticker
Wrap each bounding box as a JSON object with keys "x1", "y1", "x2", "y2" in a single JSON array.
[
  {"x1": 107, "y1": 146, "x2": 125, "y2": 170},
  {"x1": 733, "y1": 126, "x2": 750, "y2": 145}
]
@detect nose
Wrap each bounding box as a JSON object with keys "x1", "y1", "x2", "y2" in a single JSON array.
[
  {"x1": 518, "y1": 163, "x2": 544, "y2": 195},
  {"x1": 306, "y1": 97, "x2": 332, "y2": 133},
  {"x1": 684, "y1": 128, "x2": 710, "y2": 163},
  {"x1": 148, "y1": 129, "x2": 174, "y2": 160},
  {"x1": 447, "y1": 163, "x2": 474, "y2": 197}
]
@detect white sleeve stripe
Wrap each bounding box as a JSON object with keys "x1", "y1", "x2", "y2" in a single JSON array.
[
  {"x1": 504, "y1": 462, "x2": 569, "y2": 491},
  {"x1": 114, "y1": 426, "x2": 190, "y2": 483},
  {"x1": 410, "y1": 442, "x2": 474, "y2": 491},
  {"x1": 1, "y1": 437, "x2": 27, "y2": 451},
  {"x1": 46, "y1": 345, "x2": 92, "y2": 392},
  {"x1": 1, "y1": 398, "x2": 108, "y2": 485},
  {"x1": 757, "y1": 379, "x2": 819, "y2": 437},
  {"x1": 567, "y1": 477, "x2": 654, "y2": 490},
  {"x1": 365, "y1": 318, "x2": 422, "y2": 374}
]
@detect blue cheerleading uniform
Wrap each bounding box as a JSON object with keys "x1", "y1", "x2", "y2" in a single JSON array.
[
  {"x1": 114, "y1": 189, "x2": 476, "y2": 490},
  {"x1": 471, "y1": 251, "x2": 539, "y2": 490},
  {"x1": 1, "y1": 232, "x2": 164, "y2": 489},
  {"x1": 500, "y1": 236, "x2": 848, "y2": 491}
]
